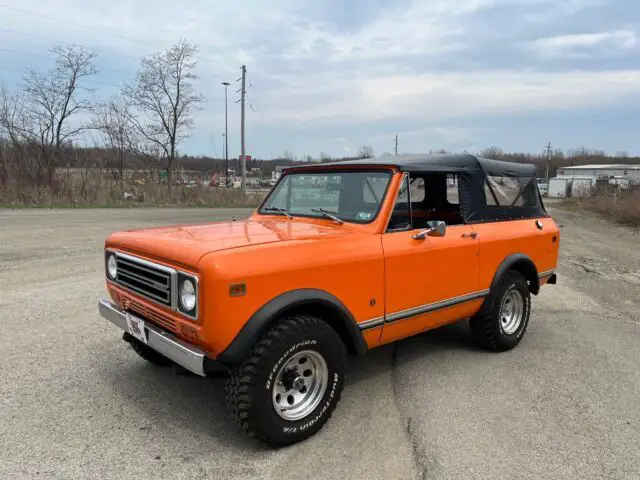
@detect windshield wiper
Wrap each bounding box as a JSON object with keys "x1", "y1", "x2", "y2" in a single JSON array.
[
  {"x1": 263, "y1": 207, "x2": 293, "y2": 219},
  {"x1": 311, "y1": 208, "x2": 344, "y2": 224}
]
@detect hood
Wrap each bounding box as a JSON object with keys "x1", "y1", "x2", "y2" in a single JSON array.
[{"x1": 106, "y1": 217, "x2": 354, "y2": 267}]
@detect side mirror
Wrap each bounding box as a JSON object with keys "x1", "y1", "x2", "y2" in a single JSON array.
[{"x1": 412, "y1": 221, "x2": 446, "y2": 240}]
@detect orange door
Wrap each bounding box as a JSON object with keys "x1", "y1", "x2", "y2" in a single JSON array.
[{"x1": 379, "y1": 224, "x2": 481, "y2": 344}]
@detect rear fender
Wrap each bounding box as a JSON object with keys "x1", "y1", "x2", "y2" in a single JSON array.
[{"x1": 477, "y1": 254, "x2": 539, "y2": 316}]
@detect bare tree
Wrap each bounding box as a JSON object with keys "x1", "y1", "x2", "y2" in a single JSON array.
[
  {"x1": 93, "y1": 96, "x2": 134, "y2": 193},
  {"x1": 1, "y1": 83, "x2": 39, "y2": 186},
  {"x1": 19, "y1": 46, "x2": 97, "y2": 185},
  {"x1": 357, "y1": 145, "x2": 374, "y2": 159},
  {"x1": 280, "y1": 149, "x2": 295, "y2": 161},
  {"x1": 319, "y1": 152, "x2": 332, "y2": 162},
  {"x1": 122, "y1": 39, "x2": 204, "y2": 192},
  {"x1": 480, "y1": 146, "x2": 504, "y2": 159}
]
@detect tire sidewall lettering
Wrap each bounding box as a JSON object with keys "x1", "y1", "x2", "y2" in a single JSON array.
[{"x1": 284, "y1": 372, "x2": 340, "y2": 434}]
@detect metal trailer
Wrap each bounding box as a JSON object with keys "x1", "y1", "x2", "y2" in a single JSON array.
[
  {"x1": 548, "y1": 177, "x2": 569, "y2": 198},
  {"x1": 569, "y1": 177, "x2": 595, "y2": 197}
]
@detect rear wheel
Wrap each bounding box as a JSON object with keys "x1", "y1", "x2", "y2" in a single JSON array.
[
  {"x1": 225, "y1": 314, "x2": 346, "y2": 446},
  {"x1": 470, "y1": 271, "x2": 531, "y2": 351}
]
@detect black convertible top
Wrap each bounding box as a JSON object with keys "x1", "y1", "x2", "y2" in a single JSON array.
[
  {"x1": 287, "y1": 153, "x2": 538, "y2": 178},
  {"x1": 283, "y1": 153, "x2": 546, "y2": 223}
]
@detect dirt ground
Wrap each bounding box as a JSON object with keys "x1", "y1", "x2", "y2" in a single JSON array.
[{"x1": 0, "y1": 205, "x2": 638, "y2": 480}]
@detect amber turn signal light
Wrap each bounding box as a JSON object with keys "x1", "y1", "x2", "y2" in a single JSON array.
[{"x1": 229, "y1": 283, "x2": 247, "y2": 297}]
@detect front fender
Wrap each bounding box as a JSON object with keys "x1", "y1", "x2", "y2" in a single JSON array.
[{"x1": 216, "y1": 288, "x2": 368, "y2": 364}]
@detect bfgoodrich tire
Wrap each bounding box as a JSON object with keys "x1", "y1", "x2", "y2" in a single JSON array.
[
  {"x1": 225, "y1": 315, "x2": 346, "y2": 447},
  {"x1": 470, "y1": 271, "x2": 531, "y2": 352}
]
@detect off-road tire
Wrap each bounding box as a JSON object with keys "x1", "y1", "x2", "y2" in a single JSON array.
[
  {"x1": 225, "y1": 315, "x2": 346, "y2": 447},
  {"x1": 470, "y1": 271, "x2": 531, "y2": 352},
  {"x1": 128, "y1": 337, "x2": 173, "y2": 366}
]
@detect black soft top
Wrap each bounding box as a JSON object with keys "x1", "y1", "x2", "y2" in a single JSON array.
[
  {"x1": 284, "y1": 153, "x2": 546, "y2": 223},
  {"x1": 286, "y1": 153, "x2": 538, "y2": 178}
]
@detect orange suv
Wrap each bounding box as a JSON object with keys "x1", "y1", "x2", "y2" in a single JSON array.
[{"x1": 98, "y1": 154, "x2": 559, "y2": 446}]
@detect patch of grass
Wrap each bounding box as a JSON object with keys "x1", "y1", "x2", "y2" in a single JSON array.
[
  {"x1": 567, "y1": 189, "x2": 640, "y2": 226},
  {"x1": 0, "y1": 183, "x2": 266, "y2": 209}
]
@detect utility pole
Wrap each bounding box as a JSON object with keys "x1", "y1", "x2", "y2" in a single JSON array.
[
  {"x1": 544, "y1": 142, "x2": 552, "y2": 184},
  {"x1": 240, "y1": 65, "x2": 247, "y2": 192},
  {"x1": 222, "y1": 133, "x2": 226, "y2": 166},
  {"x1": 394, "y1": 135, "x2": 398, "y2": 156},
  {"x1": 222, "y1": 82, "x2": 230, "y2": 187}
]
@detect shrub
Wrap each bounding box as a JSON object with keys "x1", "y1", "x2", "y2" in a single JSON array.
[{"x1": 575, "y1": 188, "x2": 640, "y2": 226}]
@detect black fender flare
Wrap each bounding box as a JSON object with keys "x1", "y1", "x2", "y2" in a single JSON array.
[
  {"x1": 216, "y1": 288, "x2": 368, "y2": 365},
  {"x1": 478, "y1": 253, "x2": 539, "y2": 316}
]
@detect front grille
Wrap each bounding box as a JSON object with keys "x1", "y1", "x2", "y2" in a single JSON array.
[
  {"x1": 115, "y1": 255, "x2": 172, "y2": 306},
  {"x1": 122, "y1": 294, "x2": 178, "y2": 334}
]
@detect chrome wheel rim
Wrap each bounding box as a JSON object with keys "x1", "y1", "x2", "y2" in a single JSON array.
[
  {"x1": 272, "y1": 350, "x2": 328, "y2": 421},
  {"x1": 500, "y1": 290, "x2": 524, "y2": 335}
]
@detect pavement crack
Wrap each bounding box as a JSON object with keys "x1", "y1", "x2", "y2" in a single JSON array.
[{"x1": 391, "y1": 342, "x2": 428, "y2": 480}]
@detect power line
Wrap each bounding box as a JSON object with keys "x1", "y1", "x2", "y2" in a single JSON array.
[
  {"x1": 0, "y1": 45, "x2": 231, "y2": 85},
  {"x1": 246, "y1": 94, "x2": 274, "y2": 159},
  {"x1": 0, "y1": 4, "x2": 157, "y2": 47},
  {"x1": 0, "y1": 48, "x2": 133, "y2": 75},
  {"x1": 0, "y1": 27, "x2": 141, "y2": 62},
  {"x1": 0, "y1": 64, "x2": 124, "y2": 88},
  {"x1": 247, "y1": 82, "x2": 276, "y2": 159},
  {"x1": 0, "y1": 5, "x2": 238, "y2": 71}
]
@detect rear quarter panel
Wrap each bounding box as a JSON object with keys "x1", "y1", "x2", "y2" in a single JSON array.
[
  {"x1": 197, "y1": 234, "x2": 386, "y2": 357},
  {"x1": 473, "y1": 217, "x2": 560, "y2": 291}
]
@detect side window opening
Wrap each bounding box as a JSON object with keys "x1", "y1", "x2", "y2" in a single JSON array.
[
  {"x1": 410, "y1": 177, "x2": 425, "y2": 203},
  {"x1": 446, "y1": 174, "x2": 459, "y2": 206},
  {"x1": 386, "y1": 173, "x2": 465, "y2": 233},
  {"x1": 485, "y1": 176, "x2": 535, "y2": 207}
]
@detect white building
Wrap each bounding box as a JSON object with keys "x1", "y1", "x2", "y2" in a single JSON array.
[{"x1": 557, "y1": 164, "x2": 640, "y2": 182}]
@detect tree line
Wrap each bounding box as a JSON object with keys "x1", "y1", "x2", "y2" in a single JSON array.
[
  {"x1": 0, "y1": 39, "x2": 203, "y2": 195},
  {"x1": 2, "y1": 39, "x2": 639, "y2": 202}
]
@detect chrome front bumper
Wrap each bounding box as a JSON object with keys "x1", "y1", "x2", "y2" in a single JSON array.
[{"x1": 98, "y1": 298, "x2": 207, "y2": 376}]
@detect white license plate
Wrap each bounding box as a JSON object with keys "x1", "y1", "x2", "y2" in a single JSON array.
[{"x1": 125, "y1": 314, "x2": 147, "y2": 344}]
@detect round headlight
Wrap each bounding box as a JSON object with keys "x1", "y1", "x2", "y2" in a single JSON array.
[
  {"x1": 107, "y1": 254, "x2": 117, "y2": 279},
  {"x1": 180, "y1": 279, "x2": 196, "y2": 312}
]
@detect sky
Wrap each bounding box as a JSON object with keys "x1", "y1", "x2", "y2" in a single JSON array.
[{"x1": 1, "y1": 0, "x2": 639, "y2": 159}]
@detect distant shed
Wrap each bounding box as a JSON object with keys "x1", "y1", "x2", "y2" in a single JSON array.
[{"x1": 557, "y1": 164, "x2": 640, "y2": 182}]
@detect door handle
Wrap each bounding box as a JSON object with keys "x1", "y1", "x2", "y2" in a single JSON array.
[{"x1": 462, "y1": 232, "x2": 478, "y2": 239}]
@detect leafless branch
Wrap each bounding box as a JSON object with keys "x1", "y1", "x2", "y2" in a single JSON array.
[{"x1": 121, "y1": 38, "x2": 204, "y2": 191}]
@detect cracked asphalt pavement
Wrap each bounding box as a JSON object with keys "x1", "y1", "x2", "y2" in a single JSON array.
[{"x1": 1, "y1": 206, "x2": 639, "y2": 479}]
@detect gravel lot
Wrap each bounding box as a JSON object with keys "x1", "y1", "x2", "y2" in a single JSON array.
[{"x1": 1, "y1": 206, "x2": 638, "y2": 480}]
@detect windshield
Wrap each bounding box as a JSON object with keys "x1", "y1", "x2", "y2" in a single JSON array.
[{"x1": 259, "y1": 170, "x2": 392, "y2": 224}]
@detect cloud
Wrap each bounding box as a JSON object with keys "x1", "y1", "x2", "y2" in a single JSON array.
[
  {"x1": 256, "y1": 69, "x2": 640, "y2": 126},
  {"x1": 531, "y1": 30, "x2": 640, "y2": 57},
  {"x1": 1, "y1": 0, "x2": 639, "y2": 157}
]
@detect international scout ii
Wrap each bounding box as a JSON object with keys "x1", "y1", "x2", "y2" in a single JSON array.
[{"x1": 98, "y1": 154, "x2": 559, "y2": 446}]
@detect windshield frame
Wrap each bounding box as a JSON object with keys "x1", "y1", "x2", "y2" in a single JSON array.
[{"x1": 257, "y1": 168, "x2": 394, "y2": 225}]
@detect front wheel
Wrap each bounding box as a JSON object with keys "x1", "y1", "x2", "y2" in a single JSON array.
[
  {"x1": 225, "y1": 315, "x2": 346, "y2": 446},
  {"x1": 126, "y1": 334, "x2": 173, "y2": 366},
  {"x1": 470, "y1": 271, "x2": 531, "y2": 352}
]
